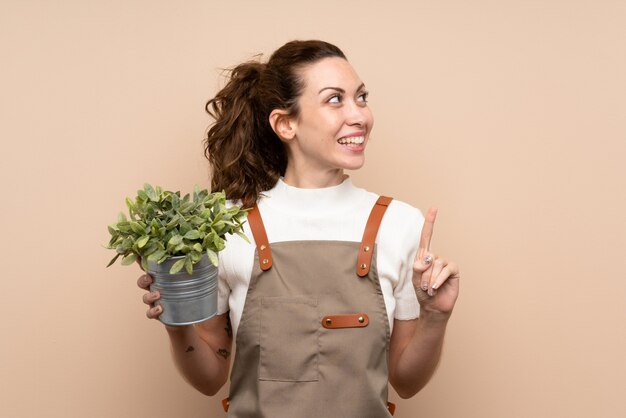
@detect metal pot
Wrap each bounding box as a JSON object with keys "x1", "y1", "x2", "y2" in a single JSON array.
[{"x1": 147, "y1": 253, "x2": 218, "y2": 326}]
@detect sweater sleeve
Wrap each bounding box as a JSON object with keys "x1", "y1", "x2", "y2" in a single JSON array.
[
  {"x1": 215, "y1": 198, "x2": 242, "y2": 316},
  {"x1": 393, "y1": 206, "x2": 424, "y2": 320},
  {"x1": 216, "y1": 249, "x2": 231, "y2": 315}
]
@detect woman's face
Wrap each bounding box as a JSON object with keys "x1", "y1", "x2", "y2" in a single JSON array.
[{"x1": 288, "y1": 57, "x2": 373, "y2": 175}]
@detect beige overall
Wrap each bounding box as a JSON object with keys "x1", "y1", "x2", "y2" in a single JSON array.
[{"x1": 222, "y1": 196, "x2": 397, "y2": 417}]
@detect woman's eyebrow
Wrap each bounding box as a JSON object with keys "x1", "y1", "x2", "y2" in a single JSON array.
[{"x1": 318, "y1": 83, "x2": 366, "y2": 94}]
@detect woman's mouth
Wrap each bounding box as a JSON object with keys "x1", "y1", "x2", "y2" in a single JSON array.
[{"x1": 337, "y1": 135, "x2": 365, "y2": 151}]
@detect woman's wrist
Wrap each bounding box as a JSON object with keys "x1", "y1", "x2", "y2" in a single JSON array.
[{"x1": 418, "y1": 309, "x2": 451, "y2": 327}]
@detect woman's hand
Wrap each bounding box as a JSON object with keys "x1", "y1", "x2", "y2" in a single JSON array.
[
  {"x1": 136, "y1": 258, "x2": 163, "y2": 320},
  {"x1": 412, "y1": 208, "x2": 460, "y2": 318}
]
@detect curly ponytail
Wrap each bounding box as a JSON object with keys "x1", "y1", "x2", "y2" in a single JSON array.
[{"x1": 203, "y1": 40, "x2": 347, "y2": 208}]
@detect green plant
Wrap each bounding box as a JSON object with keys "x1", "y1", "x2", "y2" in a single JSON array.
[{"x1": 105, "y1": 183, "x2": 249, "y2": 274}]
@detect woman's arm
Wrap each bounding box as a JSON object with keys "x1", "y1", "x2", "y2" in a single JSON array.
[
  {"x1": 165, "y1": 313, "x2": 233, "y2": 396},
  {"x1": 389, "y1": 207, "x2": 460, "y2": 398},
  {"x1": 388, "y1": 313, "x2": 449, "y2": 398},
  {"x1": 138, "y1": 271, "x2": 232, "y2": 396}
]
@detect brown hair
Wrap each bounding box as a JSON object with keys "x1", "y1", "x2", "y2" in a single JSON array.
[{"x1": 203, "y1": 40, "x2": 347, "y2": 208}]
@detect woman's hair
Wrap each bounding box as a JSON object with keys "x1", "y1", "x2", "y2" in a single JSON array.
[{"x1": 203, "y1": 40, "x2": 347, "y2": 208}]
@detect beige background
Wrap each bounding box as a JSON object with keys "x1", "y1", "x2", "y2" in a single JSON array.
[{"x1": 1, "y1": 0, "x2": 624, "y2": 417}]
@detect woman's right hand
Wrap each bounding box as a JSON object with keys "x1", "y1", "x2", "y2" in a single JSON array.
[{"x1": 136, "y1": 258, "x2": 162, "y2": 319}]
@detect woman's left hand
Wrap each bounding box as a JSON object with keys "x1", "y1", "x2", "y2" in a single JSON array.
[{"x1": 412, "y1": 207, "x2": 460, "y2": 317}]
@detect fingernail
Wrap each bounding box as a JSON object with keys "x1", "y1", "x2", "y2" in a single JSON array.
[
  {"x1": 428, "y1": 288, "x2": 434, "y2": 296},
  {"x1": 421, "y1": 283, "x2": 428, "y2": 291},
  {"x1": 432, "y1": 282, "x2": 439, "y2": 290},
  {"x1": 154, "y1": 305, "x2": 161, "y2": 313},
  {"x1": 423, "y1": 255, "x2": 433, "y2": 265}
]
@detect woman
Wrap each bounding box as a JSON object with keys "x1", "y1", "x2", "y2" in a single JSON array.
[{"x1": 137, "y1": 40, "x2": 460, "y2": 417}]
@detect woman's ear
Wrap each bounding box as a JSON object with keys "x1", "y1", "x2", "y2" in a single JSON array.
[{"x1": 269, "y1": 109, "x2": 296, "y2": 142}]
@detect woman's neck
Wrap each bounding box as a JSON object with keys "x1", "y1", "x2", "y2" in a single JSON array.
[{"x1": 282, "y1": 167, "x2": 347, "y2": 189}]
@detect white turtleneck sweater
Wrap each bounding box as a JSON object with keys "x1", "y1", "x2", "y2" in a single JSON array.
[{"x1": 217, "y1": 175, "x2": 424, "y2": 338}]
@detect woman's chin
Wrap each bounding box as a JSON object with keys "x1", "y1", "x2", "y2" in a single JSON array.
[{"x1": 340, "y1": 156, "x2": 365, "y2": 171}]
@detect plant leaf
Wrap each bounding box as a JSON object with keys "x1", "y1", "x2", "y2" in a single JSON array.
[
  {"x1": 236, "y1": 231, "x2": 250, "y2": 243},
  {"x1": 180, "y1": 201, "x2": 195, "y2": 214},
  {"x1": 117, "y1": 221, "x2": 131, "y2": 233},
  {"x1": 212, "y1": 230, "x2": 221, "y2": 247},
  {"x1": 106, "y1": 253, "x2": 121, "y2": 268},
  {"x1": 125, "y1": 197, "x2": 135, "y2": 212},
  {"x1": 168, "y1": 235, "x2": 183, "y2": 246},
  {"x1": 130, "y1": 222, "x2": 145, "y2": 235},
  {"x1": 121, "y1": 253, "x2": 138, "y2": 265},
  {"x1": 206, "y1": 249, "x2": 218, "y2": 266},
  {"x1": 121, "y1": 237, "x2": 134, "y2": 252},
  {"x1": 137, "y1": 235, "x2": 150, "y2": 248},
  {"x1": 179, "y1": 221, "x2": 191, "y2": 236},
  {"x1": 190, "y1": 251, "x2": 202, "y2": 263},
  {"x1": 147, "y1": 249, "x2": 166, "y2": 261},
  {"x1": 142, "y1": 242, "x2": 158, "y2": 256},
  {"x1": 184, "y1": 255, "x2": 193, "y2": 275},
  {"x1": 145, "y1": 183, "x2": 158, "y2": 202},
  {"x1": 165, "y1": 214, "x2": 180, "y2": 229},
  {"x1": 184, "y1": 230, "x2": 201, "y2": 240},
  {"x1": 137, "y1": 190, "x2": 149, "y2": 201},
  {"x1": 149, "y1": 219, "x2": 160, "y2": 236},
  {"x1": 169, "y1": 258, "x2": 185, "y2": 274}
]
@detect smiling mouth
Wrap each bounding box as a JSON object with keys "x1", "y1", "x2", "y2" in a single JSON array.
[{"x1": 337, "y1": 135, "x2": 365, "y2": 145}]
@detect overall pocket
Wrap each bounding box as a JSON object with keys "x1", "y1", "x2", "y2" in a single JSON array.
[{"x1": 259, "y1": 296, "x2": 319, "y2": 382}]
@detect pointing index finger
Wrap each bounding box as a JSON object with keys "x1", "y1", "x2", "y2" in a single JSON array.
[{"x1": 419, "y1": 207, "x2": 438, "y2": 251}]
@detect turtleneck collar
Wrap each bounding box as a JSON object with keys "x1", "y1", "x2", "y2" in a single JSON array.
[{"x1": 260, "y1": 175, "x2": 367, "y2": 217}]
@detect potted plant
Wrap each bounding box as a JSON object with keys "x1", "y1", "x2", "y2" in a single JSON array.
[{"x1": 105, "y1": 183, "x2": 249, "y2": 325}]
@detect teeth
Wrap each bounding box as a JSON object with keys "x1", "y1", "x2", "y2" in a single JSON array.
[{"x1": 338, "y1": 135, "x2": 364, "y2": 145}]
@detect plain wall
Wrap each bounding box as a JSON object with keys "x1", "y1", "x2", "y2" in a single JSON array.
[{"x1": 1, "y1": 0, "x2": 625, "y2": 417}]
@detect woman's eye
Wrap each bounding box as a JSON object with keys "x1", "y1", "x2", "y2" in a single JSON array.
[
  {"x1": 328, "y1": 95, "x2": 341, "y2": 103},
  {"x1": 358, "y1": 91, "x2": 369, "y2": 102}
]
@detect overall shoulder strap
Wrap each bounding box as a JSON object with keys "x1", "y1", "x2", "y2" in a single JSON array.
[
  {"x1": 356, "y1": 196, "x2": 393, "y2": 277},
  {"x1": 247, "y1": 204, "x2": 273, "y2": 271}
]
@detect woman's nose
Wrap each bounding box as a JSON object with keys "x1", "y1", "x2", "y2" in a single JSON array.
[{"x1": 344, "y1": 100, "x2": 367, "y2": 126}]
